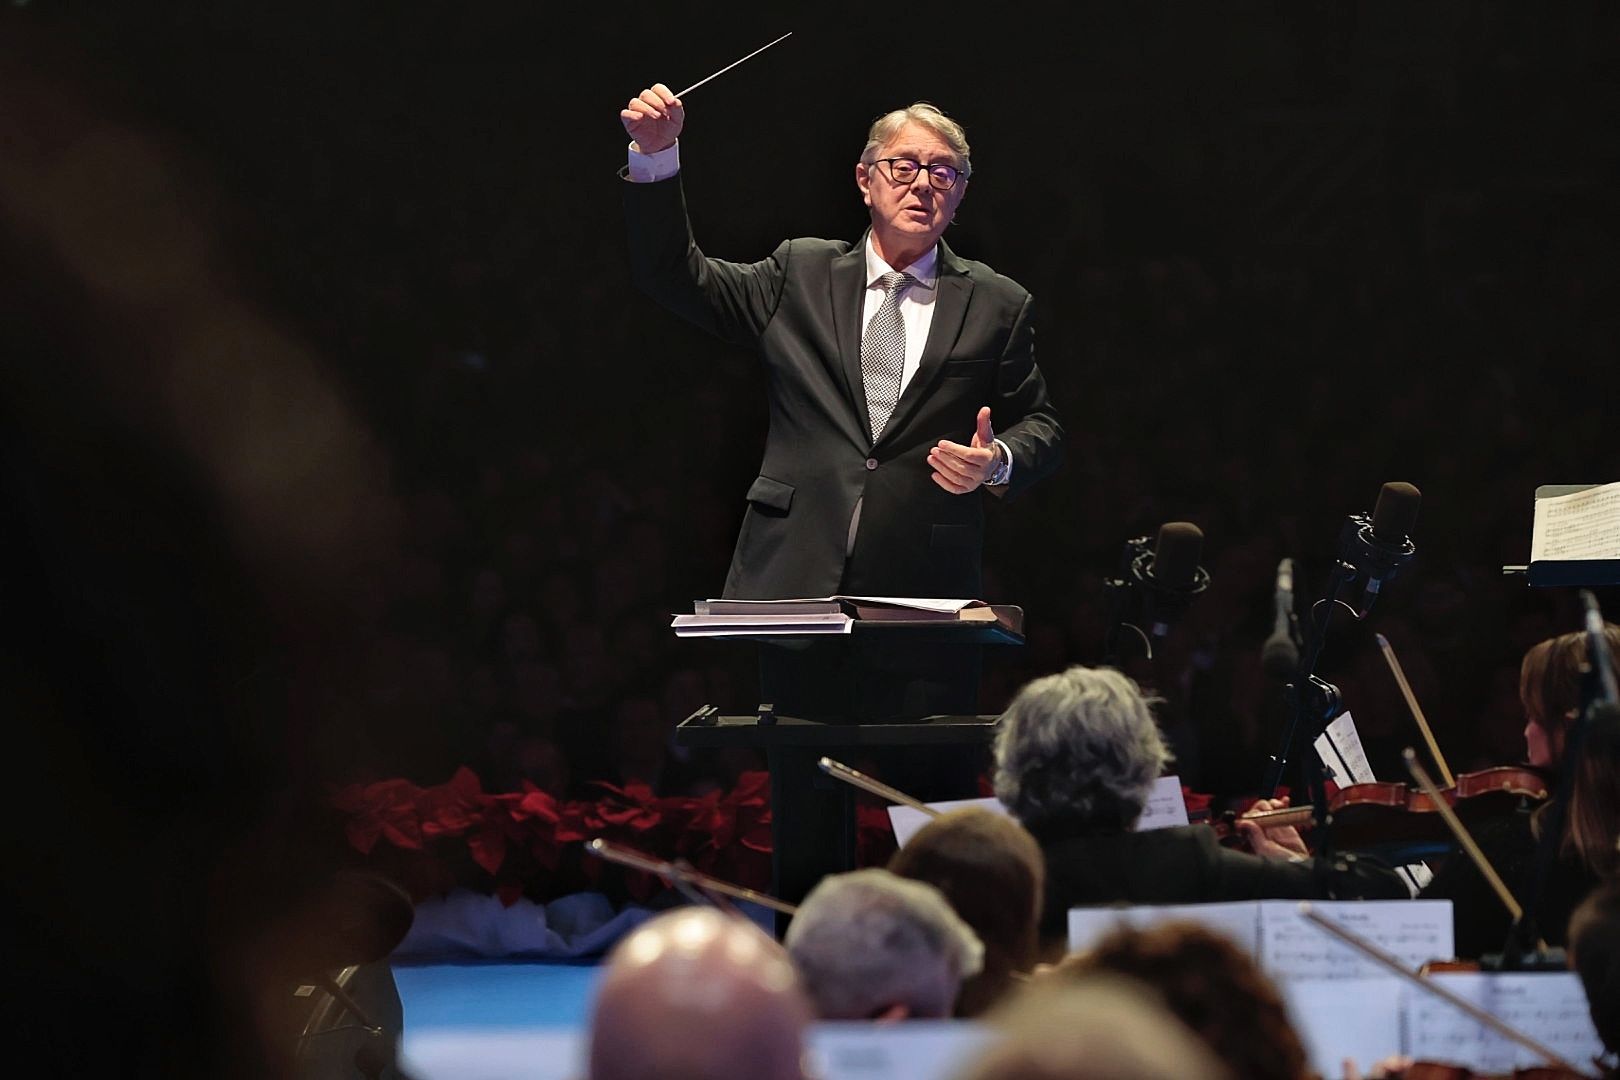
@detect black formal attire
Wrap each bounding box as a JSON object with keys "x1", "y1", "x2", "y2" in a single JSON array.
[
  {"x1": 625, "y1": 172, "x2": 1063, "y2": 742},
  {"x1": 1034, "y1": 823, "x2": 1411, "y2": 945},
  {"x1": 1418, "y1": 808, "x2": 1602, "y2": 959}
]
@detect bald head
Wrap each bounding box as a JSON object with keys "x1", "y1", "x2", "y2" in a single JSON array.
[{"x1": 588, "y1": 908, "x2": 810, "y2": 1080}]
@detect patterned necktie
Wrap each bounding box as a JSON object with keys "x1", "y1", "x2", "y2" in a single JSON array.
[{"x1": 860, "y1": 270, "x2": 917, "y2": 442}]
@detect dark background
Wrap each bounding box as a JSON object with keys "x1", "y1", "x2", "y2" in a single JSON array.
[{"x1": 2, "y1": 2, "x2": 1616, "y2": 1070}]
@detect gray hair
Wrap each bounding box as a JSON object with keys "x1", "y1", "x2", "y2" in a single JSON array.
[
  {"x1": 860, "y1": 102, "x2": 972, "y2": 175},
  {"x1": 784, "y1": 868, "x2": 984, "y2": 1020},
  {"x1": 993, "y1": 666, "x2": 1171, "y2": 833}
]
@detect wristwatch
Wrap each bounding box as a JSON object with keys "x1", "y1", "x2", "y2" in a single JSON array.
[{"x1": 986, "y1": 442, "x2": 1012, "y2": 487}]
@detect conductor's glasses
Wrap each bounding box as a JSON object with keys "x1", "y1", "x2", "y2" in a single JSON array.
[{"x1": 872, "y1": 157, "x2": 968, "y2": 190}]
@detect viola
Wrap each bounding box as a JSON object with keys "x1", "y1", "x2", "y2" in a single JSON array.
[{"x1": 1214, "y1": 766, "x2": 1549, "y2": 850}]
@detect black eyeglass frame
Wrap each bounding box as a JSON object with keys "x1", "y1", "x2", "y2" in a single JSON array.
[{"x1": 870, "y1": 156, "x2": 971, "y2": 191}]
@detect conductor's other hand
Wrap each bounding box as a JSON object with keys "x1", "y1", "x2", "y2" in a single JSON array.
[
  {"x1": 621, "y1": 84, "x2": 684, "y2": 154},
  {"x1": 929, "y1": 406, "x2": 1000, "y2": 495}
]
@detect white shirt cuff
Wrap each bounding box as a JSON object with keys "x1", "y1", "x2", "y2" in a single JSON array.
[
  {"x1": 627, "y1": 141, "x2": 681, "y2": 183},
  {"x1": 991, "y1": 438, "x2": 1014, "y2": 486}
]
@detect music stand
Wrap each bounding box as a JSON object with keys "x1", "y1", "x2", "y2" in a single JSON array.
[{"x1": 674, "y1": 611, "x2": 1023, "y2": 934}]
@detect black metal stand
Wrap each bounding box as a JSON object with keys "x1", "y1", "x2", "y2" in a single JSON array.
[
  {"x1": 673, "y1": 607, "x2": 1024, "y2": 933},
  {"x1": 677, "y1": 709, "x2": 1003, "y2": 935},
  {"x1": 1265, "y1": 559, "x2": 1358, "y2": 855}
]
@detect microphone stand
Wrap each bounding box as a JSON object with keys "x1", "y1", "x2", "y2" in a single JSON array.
[
  {"x1": 1488, "y1": 591, "x2": 1616, "y2": 971},
  {"x1": 1102, "y1": 534, "x2": 1155, "y2": 667},
  {"x1": 1264, "y1": 556, "x2": 1355, "y2": 858}
]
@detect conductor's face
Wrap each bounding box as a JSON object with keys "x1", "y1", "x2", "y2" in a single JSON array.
[{"x1": 856, "y1": 122, "x2": 969, "y2": 263}]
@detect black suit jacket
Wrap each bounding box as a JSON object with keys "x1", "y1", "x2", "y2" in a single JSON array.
[{"x1": 625, "y1": 174, "x2": 1063, "y2": 600}]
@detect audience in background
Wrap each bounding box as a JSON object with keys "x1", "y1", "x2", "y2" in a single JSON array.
[
  {"x1": 953, "y1": 976, "x2": 1230, "y2": 1080},
  {"x1": 783, "y1": 869, "x2": 983, "y2": 1021},
  {"x1": 588, "y1": 908, "x2": 810, "y2": 1080},
  {"x1": 888, "y1": 807, "x2": 1045, "y2": 1017}
]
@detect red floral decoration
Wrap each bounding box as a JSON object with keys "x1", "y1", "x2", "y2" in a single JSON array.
[{"x1": 333, "y1": 768, "x2": 818, "y2": 907}]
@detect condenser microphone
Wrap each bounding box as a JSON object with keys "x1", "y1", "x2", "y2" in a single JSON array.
[
  {"x1": 1261, "y1": 557, "x2": 1300, "y2": 679},
  {"x1": 1136, "y1": 521, "x2": 1209, "y2": 637},
  {"x1": 1337, "y1": 482, "x2": 1420, "y2": 610}
]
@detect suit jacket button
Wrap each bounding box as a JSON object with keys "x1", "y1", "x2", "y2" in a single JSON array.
[{"x1": 864, "y1": 458, "x2": 878, "y2": 471}]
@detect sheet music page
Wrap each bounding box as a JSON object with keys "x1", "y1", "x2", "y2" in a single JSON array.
[
  {"x1": 1531, "y1": 481, "x2": 1620, "y2": 561},
  {"x1": 1135, "y1": 775, "x2": 1191, "y2": 830},
  {"x1": 839, "y1": 596, "x2": 979, "y2": 612},
  {"x1": 400, "y1": 1028, "x2": 585, "y2": 1080},
  {"x1": 809, "y1": 1021, "x2": 992, "y2": 1080},
  {"x1": 888, "y1": 798, "x2": 1006, "y2": 848},
  {"x1": 1282, "y1": 977, "x2": 1406, "y2": 1080},
  {"x1": 1314, "y1": 711, "x2": 1375, "y2": 785},
  {"x1": 1403, "y1": 971, "x2": 1603, "y2": 1072},
  {"x1": 1260, "y1": 900, "x2": 1454, "y2": 980},
  {"x1": 1308, "y1": 715, "x2": 1431, "y2": 892},
  {"x1": 1068, "y1": 901, "x2": 1261, "y2": 957},
  {"x1": 671, "y1": 613, "x2": 853, "y2": 635}
]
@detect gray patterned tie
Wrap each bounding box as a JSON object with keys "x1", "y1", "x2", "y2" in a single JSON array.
[{"x1": 860, "y1": 270, "x2": 917, "y2": 442}]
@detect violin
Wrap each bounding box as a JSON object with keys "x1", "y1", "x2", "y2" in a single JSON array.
[
  {"x1": 1215, "y1": 765, "x2": 1549, "y2": 850},
  {"x1": 1393, "y1": 1064, "x2": 1597, "y2": 1079}
]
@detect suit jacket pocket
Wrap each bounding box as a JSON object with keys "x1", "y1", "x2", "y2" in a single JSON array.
[
  {"x1": 746, "y1": 475, "x2": 795, "y2": 516},
  {"x1": 941, "y1": 358, "x2": 995, "y2": 377},
  {"x1": 931, "y1": 524, "x2": 975, "y2": 549}
]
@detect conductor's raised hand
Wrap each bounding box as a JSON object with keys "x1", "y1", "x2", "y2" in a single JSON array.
[
  {"x1": 929, "y1": 406, "x2": 1001, "y2": 495},
  {"x1": 621, "y1": 84, "x2": 684, "y2": 154}
]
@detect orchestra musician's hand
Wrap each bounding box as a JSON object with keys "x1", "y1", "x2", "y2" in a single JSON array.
[
  {"x1": 1235, "y1": 796, "x2": 1311, "y2": 860},
  {"x1": 930, "y1": 406, "x2": 1003, "y2": 494},
  {"x1": 1341, "y1": 1054, "x2": 1412, "y2": 1079},
  {"x1": 621, "y1": 83, "x2": 684, "y2": 154}
]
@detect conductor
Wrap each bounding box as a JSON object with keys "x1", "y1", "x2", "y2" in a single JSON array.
[{"x1": 621, "y1": 84, "x2": 1064, "y2": 727}]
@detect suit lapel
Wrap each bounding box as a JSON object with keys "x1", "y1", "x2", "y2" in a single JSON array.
[
  {"x1": 878, "y1": 240, "x2": 973, "y2": 446},
  {"x1": 829, "y1": 242, "x2": 872, "y2": 445}
]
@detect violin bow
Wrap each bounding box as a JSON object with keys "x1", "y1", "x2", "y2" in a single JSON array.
[
  {"x1": 817, "y1": 756, "x2": 942, "y2": 817},
  {"x1": 1376, "y1": 633, "x2": 1457, "y2": 788},
  {"x1": 585, "y1": 838, "x2": 798, "y2": 915},
  {"x1": 1401, "y1": 749, "x2": 1525, "y2": 925},
  {"x1": 1296, "y1": 901, "x2": 1583, "y2": 1074}
]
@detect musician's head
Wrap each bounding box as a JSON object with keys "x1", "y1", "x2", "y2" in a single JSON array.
[
  {"x1": 588, "y1": 908, "x2": 811, "y2": 1080},
  {"x1": 1055, "y1": 921, "x2": 1312, "y2": 1080},
  {"x1": 855, "y1": 103, "x2": 971, "y2": 265},
  {"x1": 783, "y1": 868, "x2": 983, "y2": 1021},
  {"x1": 1520, "y1": 621, "x2": 1620, "y2": 766},
  {"x1": 1522, "y1": 622, "x2": 1620, "y2": 879},
  {"x1": 956, "y1": 975, "x2": 1229, "y2": 1080},
  {"x1": 993, "y1": 665, "x2": 1171, "y2": 836},
  {"x1": 888, "y1": 807, "x2": 1046, "y2": 1016},
  {"x1": 1569, "y1": 881, "x2": 1620, "y2": 1057}
]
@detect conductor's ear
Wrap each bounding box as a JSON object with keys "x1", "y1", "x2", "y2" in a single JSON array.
[{"x1": 856, "y1": 161, "x2": 873, "y2": 207}]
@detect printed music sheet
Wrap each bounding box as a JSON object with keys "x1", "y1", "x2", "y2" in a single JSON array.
[
  {"x1": 1261, "y1": 900, "x2": 1453, "y2": 981},
  {"x1": 808, "y1": 1022, "x2": 992, "y2": 1080},
  {"x1": 1531, "y1": 481, "x2": 1620, "y2": 562},
  {"x1": 1403, "y1": 971, "x2": 1603, "y2": 1073},
  {"x1": 890, "y1": 778, "x2": 1187, "y2": 849},
  {"x1": 1283, "y1": 977, "x2": 1405, "y2": 1080},
  {"x1": 1067, "y1": 901, "x2": 1262, "y2": 958}
]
